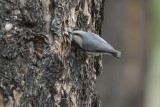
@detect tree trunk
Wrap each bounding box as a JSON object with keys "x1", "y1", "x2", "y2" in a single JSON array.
[{"x1": 0, "y1": 0, "x2": 105, "y2": 107}]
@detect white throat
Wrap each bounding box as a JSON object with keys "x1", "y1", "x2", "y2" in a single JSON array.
[{"x1": 73, "y1": 35, "x2": 82, "y2": 47}]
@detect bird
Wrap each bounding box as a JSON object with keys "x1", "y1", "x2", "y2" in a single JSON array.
[{"x1": 68, "y1": 30, "x2": 121, "y2": 58}]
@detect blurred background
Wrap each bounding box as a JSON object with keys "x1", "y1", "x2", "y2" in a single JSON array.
[{"x1": 96, "y1": 0, "x2": 160, "y2": 107}]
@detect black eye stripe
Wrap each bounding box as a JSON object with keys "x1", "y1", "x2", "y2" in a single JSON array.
[{"x1": 74, "y1": 33, "x2": 82, "y2": 37}]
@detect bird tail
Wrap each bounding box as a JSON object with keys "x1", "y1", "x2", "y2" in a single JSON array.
[{"x1": 111, "y1": 50, "x2": 121, "y2": 59}]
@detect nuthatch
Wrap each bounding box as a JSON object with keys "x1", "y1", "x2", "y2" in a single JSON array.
[{"x1": 68, "y1": 30, "x2": 121, "y2": 58}]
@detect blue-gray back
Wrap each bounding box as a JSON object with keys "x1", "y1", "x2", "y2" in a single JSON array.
[{"x1": 82, "y1": 32, "x2": 115, "y2": 53}]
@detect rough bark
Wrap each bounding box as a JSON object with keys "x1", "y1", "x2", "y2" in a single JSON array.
[{"x1": 0, "y1": 0, "x2": 105, "y2": 107}]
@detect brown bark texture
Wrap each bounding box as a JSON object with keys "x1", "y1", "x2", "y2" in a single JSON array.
[{"x1": 0, "y1": 0, "x2": 105, "y2": 107}]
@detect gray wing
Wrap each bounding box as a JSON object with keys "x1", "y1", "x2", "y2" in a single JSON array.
[
  {"x1": 82, "y1": 36, "x2": 115, "y2": 53},
  {"x1": 87, "y1": 32, "x2": 108, "y2": 43}
]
